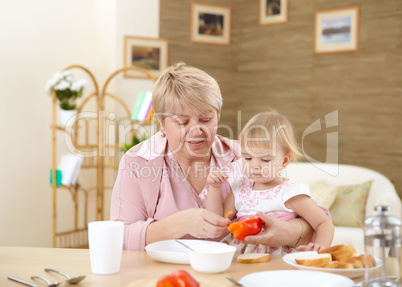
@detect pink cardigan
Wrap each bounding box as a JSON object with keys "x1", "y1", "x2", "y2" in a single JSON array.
[{"x1": 110, "y1": 132, "x2": 241, "y2": 250}]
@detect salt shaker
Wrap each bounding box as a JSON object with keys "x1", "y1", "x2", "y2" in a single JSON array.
[{"x1": 364, "y1": 205, "x2": 402, "y2": 286}]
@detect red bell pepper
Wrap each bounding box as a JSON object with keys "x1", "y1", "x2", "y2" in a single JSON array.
[
  {"x1": 227, "y1": 216, "x2": 263, "y2": 241},
  {"x1": 157, "y1": 275, "x2": 176, "y2": 287},
  {"x1": 157, "y1": 270, "x2": 200, "y2": 287},
  {"x1": 171, "y1": 270, "x2": 200, "y2": 287}
]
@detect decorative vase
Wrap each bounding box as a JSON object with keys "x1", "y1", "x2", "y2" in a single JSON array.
[{"x1": 58, "y1": 109, "x2": 77, "y2": 127}]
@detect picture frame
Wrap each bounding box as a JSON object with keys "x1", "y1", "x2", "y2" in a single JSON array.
[
  {"x1": 314, "y1": 6, "x2": 359, "y2": 54},
  {"x1": 190, "y1": 2, "x2": 231, "y2": 46},
  {"x1": 123, "y1": 36, "x2": 168, "y2": 79},
  {"x1": 259, "y1": 0, "x2": 288, "y2": 26}
]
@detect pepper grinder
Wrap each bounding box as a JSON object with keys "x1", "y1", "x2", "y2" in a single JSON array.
[{"x1": 364, "y1": 205, "x2": 402, "y2": 287}]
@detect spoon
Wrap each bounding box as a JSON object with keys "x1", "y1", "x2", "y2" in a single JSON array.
[
  {"x1": 44, "y1": 268, "x2": 85, "y2": 284},
  {"x1": 174, "y1": 239, "x2": 195, "y2": 252},
  {"x1": 8, "y1": 276, "x2": 39, "y2": 287},
  {"x1": 31, "y1": 276, "x2": 60, "y2": 287}
]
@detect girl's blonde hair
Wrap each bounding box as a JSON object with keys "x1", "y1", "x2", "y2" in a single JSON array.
[
  {"x1": 239, "y1": 110, "x2": 303, "y2": 161},
  {"x1": 152, "y1": 62, "x2": 222, "y2": 118}
]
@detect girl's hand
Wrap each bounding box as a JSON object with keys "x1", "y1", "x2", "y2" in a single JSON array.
[
  {"x1": 181, "y1": 208, "x2": 230, "y2": 239},
  {"x1": 207, "y1": 167, "x2": 228, "y2": 188},
  {"x1": 296, "y1": 243, "x2": 325, "y2": 252}
]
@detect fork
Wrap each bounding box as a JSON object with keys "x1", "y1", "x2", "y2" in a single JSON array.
[{"x1": 226, "y1": 276, "x2": 243, "y2": 286}]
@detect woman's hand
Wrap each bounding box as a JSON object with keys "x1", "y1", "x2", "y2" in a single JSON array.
[
  {"x1": 243, "y1": 212, "x2": 313, "y2": 247},
  {"x1": 181, "y1": 208, "x2": 230, "y2": 239},
  {"x1": 146, "y1": 208, "x2": 230, "y2": 246}
]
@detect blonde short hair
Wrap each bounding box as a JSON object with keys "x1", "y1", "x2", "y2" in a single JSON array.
[
  {"x1": 152, "y1": 62, "x2": 223, "y2": 118},
  {"x1": 239, "y1": 110, "x2": 303, "y2": 161}
]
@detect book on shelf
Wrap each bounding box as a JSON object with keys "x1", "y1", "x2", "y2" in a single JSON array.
[
  {"x1": 145, "y1": 105, "x2": 153, "y2": 122},
  {"x1": 57, "y1": 153, "x2": 83, "y2": 186},
  {"x1": 131, "y1": 90, "x2": 152, "y2": 122},
  {"x1": 49, "y1": 169, "x2": 62, "y2": 186},
  {"x1": 131, "y1": 91, "x2": 145, "y2": 121}
]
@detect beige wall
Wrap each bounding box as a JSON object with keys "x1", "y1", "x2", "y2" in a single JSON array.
[
  {"x1": 0, "y1": 0, "x2": 98, "y2": 247},
  {"x1": 160, "y1": 0, "x2": 402, "y2": 198},
  {"x1": 0, "y1": 0, "x2": 159, "y2": 247}
]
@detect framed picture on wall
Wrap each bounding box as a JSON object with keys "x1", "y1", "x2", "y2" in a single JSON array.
[
  {"x1": 259, "y1": 0, "x2": 288, "y2": 26},
  {"x1": 123, "y1": 36, "x2": 168, "y2": 79},
  {"x1": 190, "y1": 2, "x2": 231, "y2": 45},
  {"x1": 315, "y1": 6, "x2": 359, "y2": 54}
]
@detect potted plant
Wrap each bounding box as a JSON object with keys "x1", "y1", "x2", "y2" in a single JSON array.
[
  {"x1": 45, "y1": 70, "x2": 88, "y2": 126},
  {"x1": 120, "y1": 134, "x2": 148, "y2": 152}
]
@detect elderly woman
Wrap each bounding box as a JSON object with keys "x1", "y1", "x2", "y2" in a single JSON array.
[{"x1": 110, "y1": 62, "x2": 316, "y2": 250}]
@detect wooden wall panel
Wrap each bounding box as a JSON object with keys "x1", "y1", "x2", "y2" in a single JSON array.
[
  {"x1": 312, "y1": 0, "x2": 402, "y2": 199},
  {"x1": 159, "y1": 0, "x2": 240, "y2": 138},
  {"x1": 160, "y1": 0, "x2": 402, "y2": 198}
]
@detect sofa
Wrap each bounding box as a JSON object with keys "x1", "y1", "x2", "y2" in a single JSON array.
[{"x1": 285, "y1": 162, "x2": 402, "y2": 254}]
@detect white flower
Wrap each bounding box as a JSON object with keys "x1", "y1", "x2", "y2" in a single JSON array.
[
  {"x1": 55, "y1": 80, "x2": 70, "y2": 91},
  {"x1": 52, "y1": 72, "x2": 63, "y2": 83},
  {"x1": 44, "y1": 72, "x2": 64, "y2": 93},
  {"x1": 78, "y1": 78, "x2": 88, "y2": 89},
  {"x1": 71, "y1": 80, "x2": 85, "y2": 92},
  {"x1": 64, "y1": 72, "x2": 77, "y2": 84},
  {"x1": 44, "y1": 79, "x2": 54, "y2": 93},
  {"x1": 45, "y1": 69, "x2": 87, "y2": 109}
]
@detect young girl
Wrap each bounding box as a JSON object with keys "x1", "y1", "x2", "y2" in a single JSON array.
[{"x1": 206, "y1": 111, "x2": 334, "y2": 255}]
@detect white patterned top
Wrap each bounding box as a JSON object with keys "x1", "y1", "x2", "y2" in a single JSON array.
[{"x1": 228, "y1": 161, "x2": 311, "y2": 221}]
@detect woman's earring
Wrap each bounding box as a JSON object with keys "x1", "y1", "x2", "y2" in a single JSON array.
[{"x1": 161, "y1": 131, "x2": 166, "y2": 138}]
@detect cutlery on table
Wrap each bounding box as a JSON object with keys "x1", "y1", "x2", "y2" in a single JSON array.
[
  {"x1": 44, "y1": 268, "x2": 85, "y2": 284},
  {"x1": 31, "y1": 276, "x2": 60, "y2": 287},
  {"x1": 174, "y1": 239, "x2": 196, "y2": 252},
  {"x1": 226, "y1": 276, "x2": 243, "y2": 286},
  {"x1": 8, "y1": 276, "x2": 39, "y2": 287}
]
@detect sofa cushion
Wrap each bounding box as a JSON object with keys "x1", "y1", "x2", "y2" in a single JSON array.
[
  {"x1": 309, "y1": 181, "x2": 338, "y2": 209},
  {"x1": 329, "y1": 180, "x2": 374, "y2": 228}
]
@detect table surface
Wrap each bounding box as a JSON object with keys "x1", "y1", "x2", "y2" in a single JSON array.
[{"x1": 1, "y1": 246, "x2": 364, "y2": 287}]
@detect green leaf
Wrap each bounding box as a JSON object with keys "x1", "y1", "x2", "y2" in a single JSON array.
[{"x1": 120, "y1": 134, "x2": 147, "y2": 152}]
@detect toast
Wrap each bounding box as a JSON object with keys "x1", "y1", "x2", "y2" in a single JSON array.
[
  {"x1": 295, "y1": 244, "x2": 376, "y2": 269},
  {"x1": 318, "y1": 244, "x2": 353, "y2": 254},
  {"x1": 295, "y1": 253, "x2": 331, "y2": 266},
  {"x1": 237, "y1": 253, "x2": 271, "y2": 263}
]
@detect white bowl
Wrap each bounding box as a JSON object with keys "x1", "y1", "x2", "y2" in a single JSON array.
[{"x1": 186, "y1": 242, "x2": 236, "y2": 273}]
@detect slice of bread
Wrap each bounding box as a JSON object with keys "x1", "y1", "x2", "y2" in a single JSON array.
[
  {"x1": 340, "y1": 258, "x2": 364, "y2": 269},
  {"x1": 330, "y1": 247, "x2": 356, "y2": 261},
  {"x1": 323, "y1": 261, "x2": 339, "y2": 268},
  {"x1": 237, "y1": 253, "x2": 271, "y2": 263},
  {"x1": 355, "y1": 254, "x2": 376, "y2": 268},
  {"x1": 295, "y1": 253, "x2": 331, "y2": 266},
  {"x1": 318, "y1": 244, "x2": 353, "y2": 254},
  {"x1": 336, "y1": 262, "x2": 354, "y2": 269}
]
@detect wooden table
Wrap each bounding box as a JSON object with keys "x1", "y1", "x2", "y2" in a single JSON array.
[{"x1": 0, "y1": 246, "x2": 363, "y2": 286}]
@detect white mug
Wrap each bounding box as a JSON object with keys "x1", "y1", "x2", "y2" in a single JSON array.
[{"x1": 88, "y1": 221, "x2": 124, "y2": 275}]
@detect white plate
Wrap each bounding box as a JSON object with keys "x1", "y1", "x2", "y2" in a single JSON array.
[
  {"x1": 145, "y1": 239, "x2": 231, "y2": 264},
  {"x1": 282, "y1": 251, "x2": 383, "y2": 279},
  {"x1": 239, "y1": 270, "x2": 354, "y2": 287}
]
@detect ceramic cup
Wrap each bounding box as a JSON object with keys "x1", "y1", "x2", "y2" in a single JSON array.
[{"x1": 88, "y1": 221, "x2": 124, "y2": 275}]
